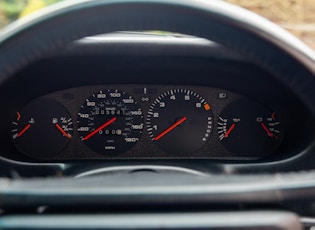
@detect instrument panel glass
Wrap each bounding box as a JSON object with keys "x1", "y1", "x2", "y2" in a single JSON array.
[{"x1": 9, "y1": 85, "x2": 283, "y2": 160}]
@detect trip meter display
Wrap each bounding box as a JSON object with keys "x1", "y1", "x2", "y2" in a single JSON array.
[{"x1": 77, "y1": 89, "x2": 143, "y2": 154}]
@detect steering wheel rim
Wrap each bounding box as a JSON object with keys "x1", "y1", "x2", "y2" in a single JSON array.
[
  {"x1": 0, "y1": 0, "x2": 314, "y2": 111},
  {"x1": 1, "y1": 0, "x2": 315, "y2": 213}
]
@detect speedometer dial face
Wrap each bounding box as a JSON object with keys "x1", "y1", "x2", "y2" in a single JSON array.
[
  {"x1": 77, "y1": 89, "x2": 143, "y2": 154},
  {"x1": 147, "y1": 89, "x2": 213, "y2": 154}
]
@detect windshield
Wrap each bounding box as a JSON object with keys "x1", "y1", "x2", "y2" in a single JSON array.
[
  {"x1": 0, "y1": 0, "x2": 314, "y2": 50},
  {"x1": 227, "y1": 0, "x2": 315, "y2": 50}
]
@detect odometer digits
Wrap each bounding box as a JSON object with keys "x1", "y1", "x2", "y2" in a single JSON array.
[{"x1": 77, "y1": 89, "x2": 143, "y2": 154}]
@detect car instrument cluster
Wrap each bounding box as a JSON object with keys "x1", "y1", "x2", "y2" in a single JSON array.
[{"x1": 10, "y1": 85, "x2": 283, "y2": 160}]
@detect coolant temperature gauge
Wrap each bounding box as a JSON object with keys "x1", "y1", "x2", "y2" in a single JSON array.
[
  {"x1": 11, "y1": 98, "x2": 73, "y2": 158},
  {"x1": 217, "y1": 98, "x2": 282, "y2": 157}
]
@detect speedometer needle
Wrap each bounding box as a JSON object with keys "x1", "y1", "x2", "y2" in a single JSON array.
[
  {"x1": 154, "y1": 117, "x2": 187, "y2": 141},
  {"x1": 83, "y1": 117, "x2": 117, "y2": 141}
]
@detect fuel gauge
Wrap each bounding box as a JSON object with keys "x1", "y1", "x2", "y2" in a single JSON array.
[
  {"x1": 217, "y1": 98, "x2": 282, "y2": 157},
  {"x1": 11, "y1": 98, "x2": 73, "y2": 158}
]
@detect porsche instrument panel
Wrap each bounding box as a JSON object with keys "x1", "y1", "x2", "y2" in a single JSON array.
[{"x1": 10, "y1": 85, "x2": 284, "y2": 160}]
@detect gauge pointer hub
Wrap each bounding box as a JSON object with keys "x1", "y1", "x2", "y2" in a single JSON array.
[
  {"x1": 154, "y1": 116, "x2": 187, "y2": 141},
  {"x1": 83, "y1": 117, "x2": 117, "y2": 141}
]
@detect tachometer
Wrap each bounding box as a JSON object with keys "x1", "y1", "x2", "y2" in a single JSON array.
[
  {"x1": 147, "y1": 89, "x2": 213, "y2": 154},
  {"x1": 77, "y1": 89, "x2": 143, "y2": 154}
]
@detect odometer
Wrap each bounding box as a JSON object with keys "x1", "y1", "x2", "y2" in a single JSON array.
[{"x1": 77, "y1": 89, "x2": 143, "y2": 154}]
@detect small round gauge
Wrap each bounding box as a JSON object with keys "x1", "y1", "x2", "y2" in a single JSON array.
[
  {"x1": 217, "y1": 98, "x2": 282, "y2": 156},
  {"x1": 147, "y1": 89, "x2": 213, "y2": 154},
  {"x1": 77, "y1": 89, "x2": 143, "y2": 154},
  {"x1": 11, "y1": 98, "x2": 73, "y2": 158}
]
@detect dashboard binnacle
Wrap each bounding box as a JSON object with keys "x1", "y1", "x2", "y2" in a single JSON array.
[{"x1": 9, "y1": 85, "x2": 285, "y2": 161}]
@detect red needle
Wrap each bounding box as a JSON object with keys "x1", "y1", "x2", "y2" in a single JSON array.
[
  {"x1": 224, "y1": 123, "x2": 236, "y2": 138},
  {"x1": 154, "y1": 117, "x2": 187, "y2": 141},
  {"x1": 17, "y1": 124, "x2": 31, "y2": 137},
  {"x1": 83, "y1": 117, "x2": 117, "y2": 141},
  {"x1": 261, "y1": 123, "x2": 274, "y2": 138},
  {"x1": 55, "y1": 124, "x2": 72, "y2": 139}
]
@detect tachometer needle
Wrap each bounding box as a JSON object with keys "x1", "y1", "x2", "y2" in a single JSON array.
[
  {"x1": 83, "y1": 117, "x2": 117, "y2": 141},
  {"x1": 17, "y1": 123, "x2": 31, "y2": 137},
  {"x1": 55, "y1": 124, "x2": 72, "y2": 139},
  {"x1": 154, "y1": 117, "x2": 187, "y2": 141},
  {"x1": 224, "y1": 123, "x2": 236, "y2": 138}
]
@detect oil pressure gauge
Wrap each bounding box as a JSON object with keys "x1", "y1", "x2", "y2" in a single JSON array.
[{"x1": 217, "y1": 98, "x2": 282, "y2": 157}]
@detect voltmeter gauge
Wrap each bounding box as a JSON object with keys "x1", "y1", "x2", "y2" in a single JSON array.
[
  {"x1": 11, "y1": 98, "x2": 73, "y2": 158},
  {"x1": 217, "y1": 98, "x2": 282, "y2": 156},
  {"x1": 147, "y1": 89, "x2": 213, "y2": 154},
  {"x1": 77, "y1": 89, "x2": 143, "y2": 154}
]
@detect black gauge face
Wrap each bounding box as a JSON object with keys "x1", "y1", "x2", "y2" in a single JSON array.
[
  {"x1": 77, "y1": 89, "x2": 143, "y2": 154},
  {"x1": 11, "y1": 98, "x2": 73, "y2": 158},
  {"x1": 217, "y1": 98, "x2": 282, "y2": 156},
  {"x1": 147, "y1": 89, "x2": 213, "y2": 154}
]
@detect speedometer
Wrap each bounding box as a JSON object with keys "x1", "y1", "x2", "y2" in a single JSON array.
[{"x1": 77, "y1": 89, "x2": 143, "y2": 154}]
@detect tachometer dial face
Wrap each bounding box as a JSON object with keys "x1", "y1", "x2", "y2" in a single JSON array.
[
  {"x1": 77, "y1": 89, "x2": 143, "y2": 154},
  {"x1": 147, "y1": 89, "x2": 213, "y2": 154},
  {"x1": 217, "y1": 98, "x2": 282, "y2": 156},
  {"x1": 11, "y1": 98, "x2": 73, "y2": 158}
]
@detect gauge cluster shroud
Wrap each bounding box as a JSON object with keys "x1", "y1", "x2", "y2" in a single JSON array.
[{"x1": 8, "y1": 84, "x2": 285, "y2": 161}]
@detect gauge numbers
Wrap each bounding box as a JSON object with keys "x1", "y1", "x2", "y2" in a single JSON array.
[
  {"x1": 77, "y1": 89, "x2": 143, "y2": 154},
  {"x1": 217, "y1": 98, "x2": 282, "y2": 156},
  {"x1": 147, "y1": 89, "x2": 213, "y2": 154}
]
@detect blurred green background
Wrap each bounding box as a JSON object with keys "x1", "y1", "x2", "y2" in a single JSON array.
[{"x1": 0, "y1": 0, "x2": 62, "y2": 28}]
